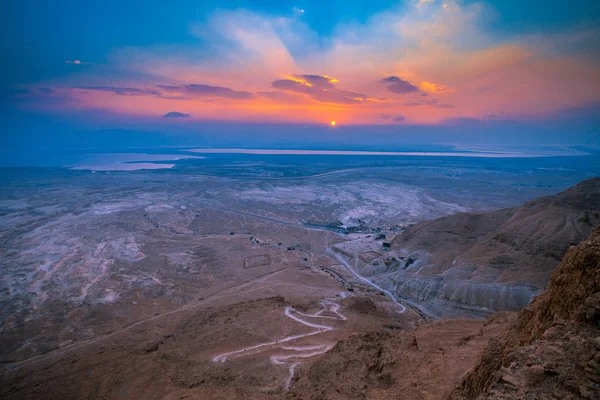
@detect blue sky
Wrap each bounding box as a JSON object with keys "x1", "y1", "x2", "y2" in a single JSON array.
[{"x1": 1, "y1": 0, "x2": 599, "y2": 152}]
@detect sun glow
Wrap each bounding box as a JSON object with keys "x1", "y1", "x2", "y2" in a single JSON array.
[{"x1": 331, "y1": 121, "x2": 336, "y2": 126}]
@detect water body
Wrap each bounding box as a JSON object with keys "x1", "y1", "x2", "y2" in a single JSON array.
[
  {"x1": 187, "y1": 147, "x2": 589, "y2": 158},
  {"x1": 68, "y1": 153, "x2": 205, "y2": 171}
]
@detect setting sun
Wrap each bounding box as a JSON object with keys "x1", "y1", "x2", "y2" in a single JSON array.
[{"x1": 331, "y1": 121, "x2": 336, "y2": 126}]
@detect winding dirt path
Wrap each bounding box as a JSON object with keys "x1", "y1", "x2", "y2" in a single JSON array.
[
  {"x1": 212, "y1": 299, "x2": 346, "y2": 390},
  {"x1": 326, "y1": 247, "x2": 407, "y2": 313}
]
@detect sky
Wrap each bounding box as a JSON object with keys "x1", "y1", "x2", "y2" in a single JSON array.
[{"x1": 1, "y1": 0, "x2": 600, "y2": 152}]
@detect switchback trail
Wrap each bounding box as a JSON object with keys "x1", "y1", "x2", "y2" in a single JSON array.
[{"x1": 212, "y1": 298, "x2": 347, "y2": 390}]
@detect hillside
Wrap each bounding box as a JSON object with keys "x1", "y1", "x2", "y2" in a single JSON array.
[
  {"x1": 287, "y1": 312, "x2": 516, "y2": 400},
  {"x1": 288, "y1": 226, "x2": 600, "y2": 399},
  {"x1": 384, "y1": 178, "x2": 600, "y2": 316},
  {"x1": 448, "y1": 225, "x2": 600, "y2": 399}
]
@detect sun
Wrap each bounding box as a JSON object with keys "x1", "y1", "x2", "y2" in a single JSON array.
[{"x1": 330, "y1": 121, "x2": 336, "y2": 126}]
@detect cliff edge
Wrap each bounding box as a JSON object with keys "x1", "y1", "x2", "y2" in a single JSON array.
[{"x1": 447, "y1": 225, "x2": 600, "y2": 399}]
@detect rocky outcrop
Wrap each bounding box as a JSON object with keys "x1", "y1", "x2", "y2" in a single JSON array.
[
  {"x1": 386, "y1": 178, "x2": 600, "y2": 314},
  {"x1": 447, "y1": 225, "x2": 600, "y2": 399},
  {"x1": 286, "y1": 313, "x2": 516, "y2": 400}
]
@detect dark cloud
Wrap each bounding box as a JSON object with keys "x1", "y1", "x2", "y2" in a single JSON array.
[
  {"x1": 2, "y1": 88, "x2": 31, "y2": 98},
  {"x1": 405, "y1": 99, "x2": 436, "y2": 106},
  {"x1": 163, "y1": 111, "x2": 191, "y2": 118},
  {"x1": 381, "y1": 76, "x2": 419, "y2": 94},
  {"x1": 1, "y1": 87, "x2": 79, "y2": 109},
  {"x1": 402, "y1": 98, "x2": 454, "y2": 109},
  {"x1": 444, "y1": 117, "x2": 482, "y2": 125},
  {"x1": 78, "y1": 84, "x2": 254, "y2": 100},
  {"x1": 550, "y1": 102, "x2": 600, "y2": 122},
  {"x1": 79, "y1": 86, "x2": 162, "y2": 96},
  {"x1": 272, "y1": 75, "x2": 370, "y2": 104},
  {"x1": 404, "y1": 99, "x2": 453, "y2": 109},
  {"x1": 379, "y1": 113, "x2": 405, "y2": 122},
  {"x1": 293, "y1": 74, "x2": 336, "y2": 89},
  {"x1": 158, "y1": 84, "x2": 255, "y2": 100}
]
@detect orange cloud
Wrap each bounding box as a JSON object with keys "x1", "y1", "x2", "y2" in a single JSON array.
[
  {"x1": 420, "y1": 81, "x2": 450, "y2": 93},
  {"x1": 20, "y1": 1, "x2": 600, "y2": 126}
]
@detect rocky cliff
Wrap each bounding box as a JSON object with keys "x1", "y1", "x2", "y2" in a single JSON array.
[{"x1": 447, "y1": 225, "x2": 600, "y2": 399}]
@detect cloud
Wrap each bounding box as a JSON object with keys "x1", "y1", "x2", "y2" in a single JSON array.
[
  {"x1": 405, "y1": 99, "x2": 439, "y2": 106},
  {"x1": 180, "y1": 9, "x2": 303, "y2": 80},
  {"x1": 420, "y1": 81, "x2": 449, "y2": 93},
  {"x1": 78, "y1": 84, "x2": 255, "y2": 101},
  {"x1": 3, "y1": 88, "x2": 31, "y2": 97},
  {"x1": 294, "y1": 74, "x2": 338, "y2": 89},
  {"x1": 158, "y1": 84, "x2": 255, "y2": 100},
  {"x1": 65, "y1": 60, "x2": 88, "y2": 65},
  {"x1": 402, "y1": 97, "x2": 453, "y2": 109},
  {"x1": 379, "y1": 113, "x2": 405, "y2": 122},
  {"x1": 78, "y1": 86, "x2": 162, "y2": 96},
  {"x1": 163, "y1": 111, "x2": 191, "y2": 118},
  {"x1": 39, "y1": 88, "x2": 55, "y2": 94},
  {"x1": 444, "y1": 116, "x2": 482, "y2": 125},
  {"x1": 381, "y1": 76, "x2": 419, "y2": 94},
  {"x1": 272, "y1": 74, "x2": 370, "y2": 104},
  {"x1": 34, "y1": 1, "x2": 600, "y2": 124}
]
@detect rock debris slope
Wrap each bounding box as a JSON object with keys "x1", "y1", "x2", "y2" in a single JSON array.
[{"x1": 447, "y1": 225, "x2": 600, "y2": 399}]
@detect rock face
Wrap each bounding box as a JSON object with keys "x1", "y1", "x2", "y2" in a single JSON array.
[
  {"x1": 386, "y1": 178, "x2": 600, "y2": 316},
  {"x1": 447, "y1": 225, "x2": 600, "y2": 399},
  {"x1": 286, "y1": 313, "x2": 516, "y2": 400}
]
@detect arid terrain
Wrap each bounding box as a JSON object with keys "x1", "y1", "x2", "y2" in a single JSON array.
[
  {"x1": 448, "y1": 225, "x2": 600, "y2": 400},
  {"x1": 4, "y1": 0, "x2": 600, "y2": 395},
  {"x1": 0, "y1": 154, "x2": 598, "y2": 399},
  {"x1": 288, "y1": 226, "x2": 600, "y2": 400},
  {"x1": 384, "y1": 178, "x2": 600, "y2": 317}
]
